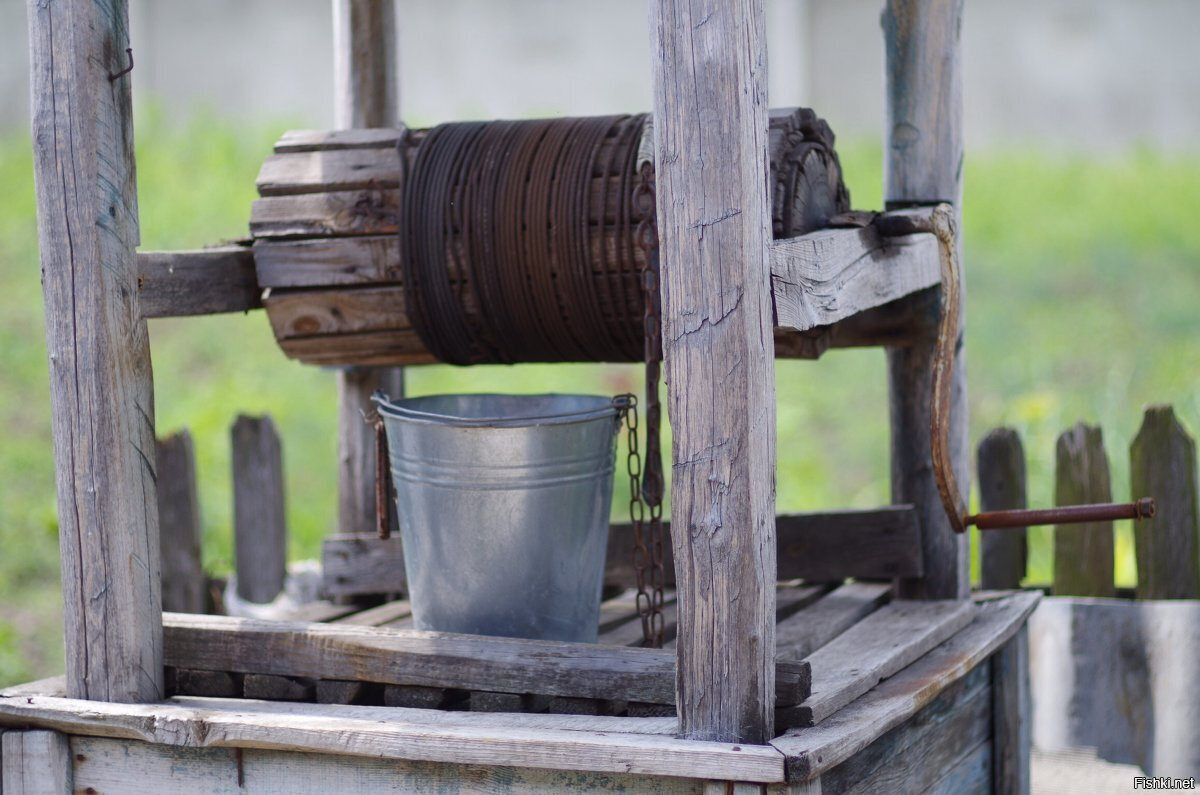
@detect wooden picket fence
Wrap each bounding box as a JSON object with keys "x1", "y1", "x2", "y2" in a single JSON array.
[{"x1": 978, "y1": 404, "x2": 1200, "y2": 597}]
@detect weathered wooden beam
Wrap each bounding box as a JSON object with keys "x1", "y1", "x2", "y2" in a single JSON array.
[
  {"x1": 137, "y1": 247, "x2": 261, "y2": 318},
  {"x1": 649, "y1": 0, "x2": 778, "y2": 742},
  {"x1": 1053, "y1": 423, "x2": 1115, "y2": 597},
  {"x1": 160, "y1": 614, "x2": 810, "y2": 707},
  {"x1": 884, "y1": 0, "x2": 970, "y2": 601},
  {"x1": 977, "y1": 428, "x2": 1028, "y2": 590},
  {"x1": 27, "y1": 0, "x2": 164, "y2": 702},
  {"x1": 155, "y1": 431, "x2": 207, "y2": 614},
  {"x1": 991, "y1": 625, "x2": 1031, "y2": 794},
  {"x1": 1131, "y1": 405, "x2": 1200, "y2": 599},
  {"x1": 771, "y1": 591, "x2": 1040, "y2": 782},
  {"x1": 321, "y1": 507, "x2": 923, "y2": 599},
  {"x1": 771, "y1": 230, "x2": 940, "y2": 331},
  {"x1": 1, "y1": 730, "x2": 72, "y2": 794},
  {"x1": 231, "y1": 415, "x2": 288, "y2": 604},
  {"x1": 774, "y1": 582, "x2": 892, "y2": 661}
]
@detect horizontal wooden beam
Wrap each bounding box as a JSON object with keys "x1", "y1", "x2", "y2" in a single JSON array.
[
  {"x1": 322, "y1": 507, "x2": 924, "y2": 599},
  {"x1": 137, "y1": 247, "x2": 261, "y2": 318},
  {"x1": 0, "y1": 695, "x2": 785, "y2": 783},
  {"x1": 161, "y1": 614, "x2": 811, "y2": 707},
  {"x1": 771, "y1": 229, "x2": 941, "y2": 331}
]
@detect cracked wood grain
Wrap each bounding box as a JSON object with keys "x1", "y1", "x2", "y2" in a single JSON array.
[
  {"x1": 27, "y1": 0, "x2": 163, "y2": 702},
  {"x1": 650, "y1": 0, "x2": 777, "y2": 743}
]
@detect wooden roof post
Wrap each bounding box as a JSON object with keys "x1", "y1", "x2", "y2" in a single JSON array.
[
  {"x1": 649, "y1": 0, "x2": 778, "y2": 743},
  {"x1": 27, "y1": 0, "x2": 164, "y2": 700},
  {"x1": 883, "y1": 0, "x2": 970, "y2": 600},
  {"x1": 331, "y1": 0, "x2": 404, "y2": 541}
]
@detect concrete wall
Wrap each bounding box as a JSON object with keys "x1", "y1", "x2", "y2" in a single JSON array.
[{"x1": 2, "y1": 0, "x2": 1198, "y2": 150}]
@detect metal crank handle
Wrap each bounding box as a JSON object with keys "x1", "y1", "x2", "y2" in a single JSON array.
[{"x1": 968, "y1": 498, "x2": 1156, "y2": 531}]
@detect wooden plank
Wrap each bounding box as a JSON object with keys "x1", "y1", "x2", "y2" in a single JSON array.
[
  {"x1": 774, "y1": 583, "x2": 892, "y2": 661},
  {"x1": 820, "y1": 662, "x2": 990, "y2": 794},
  {"x1": 160, "y1": 613, "x2": 810, "y2": 706},
  {"x1": 257, "y1": 148, "x2": 402, "y2": 197},
  {"x1": 784, "y1": 600, "x2": 975, "y2": 727},
  {"x1": 137, "y1": 247, "x2": 261, "y2": 318},
  {"x1": 884, "y1": 0, "x2": 969, "y2": 601},
  {"x1": 925, "y1": 740, "x2": 991, "y2": 795},
  {"x1": 1053, "y1": 423, "x2": 1115, "y2": 597},
  {"x1": 1131, "y1": 404, "x2": 1200, "y2": 599},
  {"x1": 71, "y1": 736, "x2": 706, "y2": 794},
  {"x1": 264, "y1": 285, "x2": 410, "y2": 340},
  {"x1": 333, "y1": 0, "x2": 398, "y2": 129},
  {"x1": 0, "y1": 700, "x2": 785, "y2": 784},
  {"x1": 977, "y1": 427, "x2": 1028, "y2": 590},
  {"x1": 991, "y1": 625, "x2": 1030, "y2": 795},
  {"x1": 278, "y1": 329, "x2": 437, "y2": 366},
  {"x1": 255, "y1": 236, "x2": 402, "y2": 288},
  {"x1": 27, "y1": 0, "x2": 163, "y2": 702},
  {"x1": 243, "y1": 674, "x2": 315, "y2": 702},
  {"x1": 324, "y1": 509, "x2": 921, "y2": 599},
  {"x1": 155, "y1": 431, "x2": 207, "y2": 614},
  {"x1": 231, "y1": 416, "x2": 287, "y2": 604},
  {"x1": 335, "y1": 599, "x2": 412, "y2": 626},
  {"x1": 171, "y1": 669, "x2": 242, "y2": 698},
  {"x1": 771, "y1": 591, "x2": 1040, "y2": 782},
  {"x1": 1, "y1": 730, "x2": 71, "y2": 794},
  {"x1": 771, "y1": 230, "x2": 939, "y2": 332},
  {"x1": 251, "y1": 189, "x2": 401, "y2": 238},
  {"x1": 275, "y1": 128, "x2": 404, "y2": 153}
]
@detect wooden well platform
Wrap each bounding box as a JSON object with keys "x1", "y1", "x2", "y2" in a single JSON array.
[{"x1": 0, "y1": 589, "x2": 1036, "y2": 792}]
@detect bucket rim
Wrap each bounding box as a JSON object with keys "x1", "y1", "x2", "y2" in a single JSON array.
[{"x1": 372, "y1": 392, "x2": 621, "y2": 428}]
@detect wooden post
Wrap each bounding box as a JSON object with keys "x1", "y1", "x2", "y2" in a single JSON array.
[
  {"x1": 156, "y1": 431, "x2": 207, "y2": 613},
  {"x1": 1053, "y1": 423, "x2": 1115, "y2": 597},
  {"x1": 1131, "y1": 405, "x2": 1200, "y2": 599},
  {"x1": 991, "y1": 626, "x2": 1031, "y2": 795},
  {"x1": 232, "y1": 415, "x2": 288, "y2": 604},
  {"x1": 27, "y1": 0, "x2": 164, "y2": 702},
  {"x1": 649, "y1": 0, "x2": 778, "y2": 743},
  {"x1": 1, "y1": 730, "x2": 72, "y2": 794},
  {"x1": 332, "y1": 0, "x2": 405, "y2": 540},
  {"x1": 883, "y1": 0, "x2": 970, "y2": 600},
  {"x1": 977, "y1": 428, "x2": 1027, "y2": 590}
]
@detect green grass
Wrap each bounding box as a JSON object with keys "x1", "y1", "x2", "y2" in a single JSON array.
[{"x1": 0, "y1": 111, "x2": 1197, "y2": 686}]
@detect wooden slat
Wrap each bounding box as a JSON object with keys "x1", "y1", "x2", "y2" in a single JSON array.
[
  {"x1": 786, "y1": 600, "x2": 975, "y2": 727},
  {"x1": 71, "y1": 736, "x2": 705, "y2": 795},
  {"x1": 775, "y1": 583, "x2": 892, "y2": 660},
  {"x1": 771, "y1": 230, "x2": 939, "y2": 331},
  {"x1": 256, "y1": 148, "x2": 402, "y2": 197},
  {"x1": 1, "y1": 730, "x2": 71, "y2": 794},
  {"x1": 137, "y1": 247, "x2": 261, "y2": 318},
  {"x1": 28, "y1": 0, "x2": 164, "y2": 702},
  {"x1": 1131, "y1": 405, "x2": 1200, "y2": 599},
  {"x1": 160, "y1": 614, "x2": 811, "y2": 707},
  {"x1": 885, "y1": 0, "x2": 970, "y2": 601},
  {"x1": 926, "y1": 740, "x2": 991, "y2": 794},
  {"x1": 155, "y1": 431, "x2": 207, "y2": 614},
  {"x1": 820, "y1": 662, "x2": 991, "y2": 795},
  {"x1": 1053, "y1": 423, "x2": 1115, "y2": 597},
  {"x1": 264, "y1": 285, "x2": 411, "y2": 339},
  {"x1": 335, "y1": 599, "x2": 412, "y2": 626},
  {"x1": 771, "y1": 591, "x2": 1038, "y2": 781},
  {"x1": 991, "y1": 625, "x2": 1030, "y2": 795},
  {"x1": 0, "y1": 698, "x2": 785, "y2": 784},
  {"x1": 251, "y1": 189, "x2": 401, "y2": 238},
  {"x1": 977, "y1": 427, "x2": 1028, "y2": 590},
  {"x1": 255, "y1": 236, "x2": 401, "y2": 288},
  {"x1": 231, "y1": 416, "x2": 287, "y2": 604},
  {"x1": 275, "y1": 128, "x2": 404, "y2": 153},
  {"x1": 322, "y1": 508, "x2": 921, "y2": 599}
]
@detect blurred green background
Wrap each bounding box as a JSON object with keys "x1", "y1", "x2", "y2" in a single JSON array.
[{"x1": 0, "y1": 108, "x2": 1197, "y2": 686}]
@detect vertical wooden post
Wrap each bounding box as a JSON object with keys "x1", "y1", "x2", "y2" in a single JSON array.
[
  {"x1": 1131, "y1": 405, "x2": 1200, "y2": 599},
  {"x1": 156, "y1": 431, "x2": 207, "y2": 613},
  {"x1": 232, "y1": 415, "x2": 288, "y2": 604},
  {"x1": 977, "y1": 428, "x2": 1027, "y2": 590},
  {"x1": 991, "y1": 626, "x2": 1031, "y2": 795},
  {"x1": 1, "y1": 731, "x2": 72, "y2": 794},
  {"x1": 883, "y1": 0, "x2": 970, "y2": 600},
  {"x1": 1053, "y1": 422, "x2": 1115, "y2": 597},
  {"x1": 27, "y1": 0, "x2": 163, "y2": 702},
  {"x1": 332, "y1": 0, "x2": 405, "y2": 540},
  {"x1": 649, "y1": 0, "x2": 778, "y2": 743}
]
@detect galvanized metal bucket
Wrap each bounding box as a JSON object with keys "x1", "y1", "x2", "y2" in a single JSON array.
[{"x1": 372, "y1": 393, "x2": 620, "y2": 642}]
